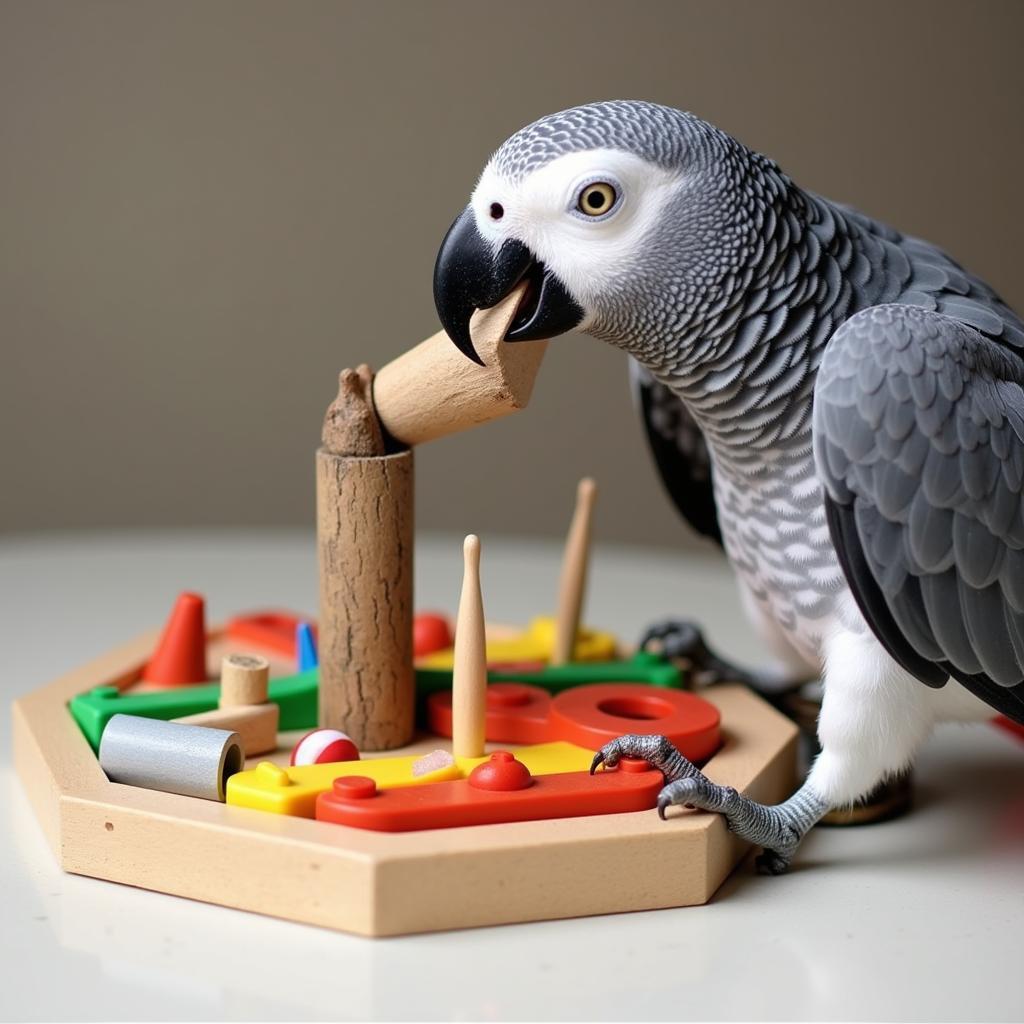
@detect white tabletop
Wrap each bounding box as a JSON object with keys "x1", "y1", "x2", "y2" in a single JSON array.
[{"x1": 3, "y1": 531, "x2": 1022, "y2": 1022}]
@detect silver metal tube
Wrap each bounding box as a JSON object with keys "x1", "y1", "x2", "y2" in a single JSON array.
[{"x1": 99, "y1": 714, "x2": 244, "y2": 801}]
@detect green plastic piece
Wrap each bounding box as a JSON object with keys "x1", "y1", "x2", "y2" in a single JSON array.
[
  {"x1": 69, "y1": 652, "x2": 681, "y2": 750},
  {"x1": 69, "y1": 668, "x2": 319, "y2": 752},
  {"x1": 414, "y1": 650, "x2": 682, "y2": 696}
]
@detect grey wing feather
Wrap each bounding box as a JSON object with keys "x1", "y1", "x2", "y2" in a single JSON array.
[
  {"x1": 814, "y1": 303, "x2": 1024, "y2": 724},
  {"x1": 630, "y1": 359, "x2": 722, "y2": 546}
]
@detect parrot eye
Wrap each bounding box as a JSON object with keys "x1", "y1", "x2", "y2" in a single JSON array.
[{"x1": 577, "y1": 182, "x2": 617, "y2": 217}]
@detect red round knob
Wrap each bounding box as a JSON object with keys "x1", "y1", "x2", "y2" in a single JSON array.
[
  {"x1": 413, "y1": 613, "x2": 453, "y2": 657},
  {"x1": 332, "y1": 775, "x2": 377, "y2": 800},
  {"x1": 468, "y1": 751, "x2": 532, "y2": 792},
  {"x1": 618, "y1": 757, "x2": 651, "y2": 774}
]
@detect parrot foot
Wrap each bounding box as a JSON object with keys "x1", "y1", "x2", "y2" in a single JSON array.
[
  {"x1": 592, "y1": 734, "x2": 830, "y2": 874},
  {"x1": 590, "y1": 733, "x2": 704, "y2": 783},
  {"x1": 639, "y1": 619, "x2": 777, "y2": 689}
]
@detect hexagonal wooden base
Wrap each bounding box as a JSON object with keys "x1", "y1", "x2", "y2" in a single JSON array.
[{"x1": 12, "y1": 626, "x2": 798, "y2": 937}]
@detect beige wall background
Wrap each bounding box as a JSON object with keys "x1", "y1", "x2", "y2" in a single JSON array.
[{"x1": 3, "y1": 0, "x2": 1022, "y2": 546}]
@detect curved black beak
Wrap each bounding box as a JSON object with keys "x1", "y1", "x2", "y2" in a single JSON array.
[{"x1": 433, "y1": 206, "x2": 584, "y2": 365}]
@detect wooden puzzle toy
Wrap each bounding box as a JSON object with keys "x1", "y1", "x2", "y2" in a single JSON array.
[
  {"x1": 99, "y1": 714, "x2": 243, "y2": 801},
  {"x1": 15, "y1": 646, "x2": 794, "y2": 933},
  {"x1": 13, "y1": 252, "x2": 798, "y2": 937}
]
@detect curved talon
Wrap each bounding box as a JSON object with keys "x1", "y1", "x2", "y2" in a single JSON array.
[
  {"x1": 755, "y1": 850, "x2": 792, "y2": 876},
  {"x1": 656, "y1": 777, "x2": 705, "y2": 821},
  {"x1": 593, "y1": 737, "x2": 635, "y2": 774},
  {"x1": 657, "y1": 793, "x2": 672, "y2": 820}
]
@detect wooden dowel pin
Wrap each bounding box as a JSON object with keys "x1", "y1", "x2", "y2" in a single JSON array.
[
  {"x1": 317, "y1": 366, "x2": 414, "y2": 751},
  {"x1": 373, "y1": 282, "x2": 547, "y2": 448},
  {"x1": 551, "y1": 478, "x2": 598, "y2": 666},
  {"x1": 451, "y1": 535, "x2": 487, "y2": 759}
]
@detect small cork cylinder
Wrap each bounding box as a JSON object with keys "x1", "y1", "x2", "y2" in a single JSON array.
[
  {"x1": 316, "y1": 447, "x2": 415, "y2": 750},
  {"x1": 219, "y1": 654, "x2": 270, "y2": 707}
]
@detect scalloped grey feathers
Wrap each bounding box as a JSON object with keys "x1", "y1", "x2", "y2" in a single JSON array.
[{"x1": 814, "y1": 304, "x2": 1024, "y2": 719}]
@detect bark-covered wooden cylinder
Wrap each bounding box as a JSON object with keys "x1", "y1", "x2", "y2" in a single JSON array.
[{"x1": 316, "y1": 446, "x2": 415, "y2": 750}]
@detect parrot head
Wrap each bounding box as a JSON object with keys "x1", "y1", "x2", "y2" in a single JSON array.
[{"x1": 433, "y1": 100, "x2": 770, "y2": 364}]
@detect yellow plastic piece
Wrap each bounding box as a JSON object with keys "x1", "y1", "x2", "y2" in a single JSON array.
[
  {"x1": 226, "y1": 741, "x2": 595, "y2": 818},
  {"x1": 257, "y1": 762, "x2": 292, "y2": 787},
  {"x1": 417, "y1": 616, "x2": 617, "y2": 670}
]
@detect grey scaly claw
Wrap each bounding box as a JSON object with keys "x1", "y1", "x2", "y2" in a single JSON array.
[
  {"x1": 755, "y1": 849, "x2": 793, "y2": 876},
  {"x1": 656, "y1": 775, "x2": 737, "y2": 820},
  {"x1": 589, "y1": 735, "x2": 630, "y2": 774},
  {"x1": 590, "y1": 734, "x2": 704, "y2": 783},
  {"x1": 602, "y1": 734, "x2": 830, "y2": 875}
]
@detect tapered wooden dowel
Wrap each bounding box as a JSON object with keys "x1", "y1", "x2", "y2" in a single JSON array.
[
  {"x1": 551, "y1": 478, "x2": 598, "y2": 666},
  {"x1": 451, "y1": 535, "x2": 487, "y2": 759},
  {"x1": 373, "y1": 283, "x2": 548, "y2": 448}
]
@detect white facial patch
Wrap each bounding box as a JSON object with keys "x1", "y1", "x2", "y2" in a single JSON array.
[{"x1": 471, "y1": 149, "x2": 682, "y2": 322}]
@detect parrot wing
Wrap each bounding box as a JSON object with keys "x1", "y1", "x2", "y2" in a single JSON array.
[
  {"x1": 630, "y1": 359, "x2": 722, "y2": 546},
  {"x1": 814, "y1": 302, "x2": 1024, "y2": 724}
]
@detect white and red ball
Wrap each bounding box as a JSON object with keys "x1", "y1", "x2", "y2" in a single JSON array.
[{"x1": 290, "y1": 728, "x2": 360, "y2": 766}]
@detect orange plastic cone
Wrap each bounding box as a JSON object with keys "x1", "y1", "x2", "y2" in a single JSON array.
[{"x1": 142, "y1": 591, "x2": 208, "y2": 685}]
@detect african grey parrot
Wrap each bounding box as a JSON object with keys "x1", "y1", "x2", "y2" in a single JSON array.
[{"x1": 431, "y1": 100, "x2": 1024, "y2": 872}]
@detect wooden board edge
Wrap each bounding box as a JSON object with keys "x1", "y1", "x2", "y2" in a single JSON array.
[
  {"x1": 12, "y1": 696, "x2": 63, "y2": 858},
  {"x1": 59, "y1": 790, "x2": 381, "y2": 937}
]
